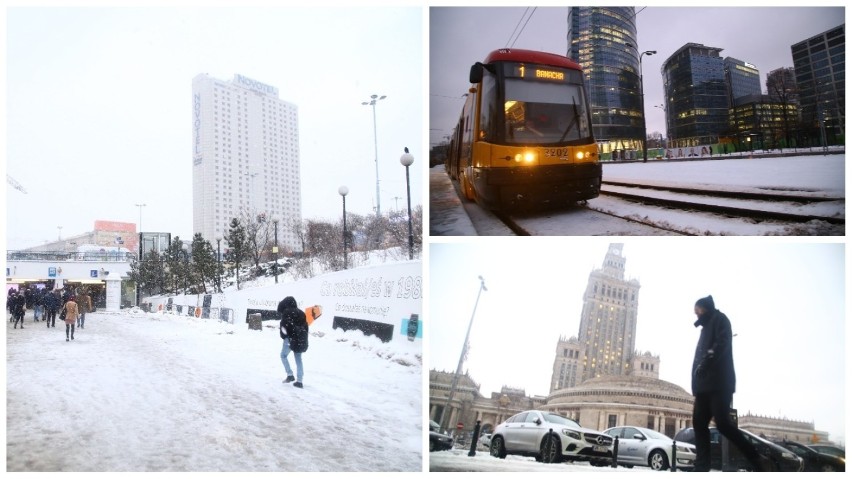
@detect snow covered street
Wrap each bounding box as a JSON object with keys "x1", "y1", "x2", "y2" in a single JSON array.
[{"x1": 6, "y1": 309, "x2": 421, "y2": 472}]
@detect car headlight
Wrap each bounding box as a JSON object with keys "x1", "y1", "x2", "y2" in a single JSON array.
[
  {"x1": 676, "y1": 446, "x2": 692, "y2": 453},
  {"x1": 782, "y1": 452, "x2": 796, "y2": 460},
  {"x1": 561, "y1": 429, "x2": 581, "y2": 440}
]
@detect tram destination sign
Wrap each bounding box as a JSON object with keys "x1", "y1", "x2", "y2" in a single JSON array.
[{"x1": 503, "y1": 62, "x2": 571, "y2": 82}]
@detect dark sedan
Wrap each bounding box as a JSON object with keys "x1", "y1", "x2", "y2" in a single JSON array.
[
  {"x1": 429, "y1": 420, "x2": 454, "y2": 452},
  {"x1": 674, "y1": 427, "x2": 803, "y2": 472},
  {"x1": 773, "y1": 440, "x2": 845, "y2": 472}
]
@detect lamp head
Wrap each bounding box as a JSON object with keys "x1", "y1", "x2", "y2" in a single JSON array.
[{"x1": 338, "y1": 186, "x2": 349, "y2": 197}]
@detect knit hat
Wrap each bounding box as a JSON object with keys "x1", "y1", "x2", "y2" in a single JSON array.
[{"x1": 695, "y1": 295, "x2": 715, "y2": 311}]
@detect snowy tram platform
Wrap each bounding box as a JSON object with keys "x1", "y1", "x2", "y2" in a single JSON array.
[{"x1": 429, "y1": 165, "x2": 478, "y2": 235}]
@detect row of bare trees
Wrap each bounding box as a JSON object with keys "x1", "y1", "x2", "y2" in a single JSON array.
[{"x1": 130, "y1": 206, "x2": 423, "y2": 297}]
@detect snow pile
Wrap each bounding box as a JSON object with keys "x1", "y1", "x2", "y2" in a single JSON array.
[
  {"x1": 429, "y1": 448, "x2": 634, "y2": 473},
  {"x1": 7, "y1": 305, "x2": 421, "y2": 472}
]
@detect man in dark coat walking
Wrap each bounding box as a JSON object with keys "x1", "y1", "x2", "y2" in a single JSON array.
[
  {"x1": 277, "y1": 296, "x2": 308, "y2": 388},
  {"x1": 691, "y1": 295, "x2": 769, "y2": 471}
]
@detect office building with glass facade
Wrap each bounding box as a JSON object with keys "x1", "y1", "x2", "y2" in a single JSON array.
[
  {"x1": 567, "y1": 7, "x2": 643, "y2": 159},
  {"x1": 723, "y1": 57, "x2": 761, "y2": 105},
  {"x1": 661, "y1": 43, "x2": 729, "y2": 148},
  {"x1": 730, "y1": 94, "x2": 799, "y2": 150},
  {"x1": 791, "y1": 24, "x2": 844, "y2": 145}
]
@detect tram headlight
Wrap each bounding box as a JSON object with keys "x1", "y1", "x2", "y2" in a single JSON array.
[
  {"x1": 524, "y1": 152, "x2": 535, "y2": 163},
  {"x1": 576, "y1": 151, "x2": 586, "y2": 160}
]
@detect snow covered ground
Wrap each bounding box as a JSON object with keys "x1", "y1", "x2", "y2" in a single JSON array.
[
  {"x1": 429, "y1": 448, "x2": 636, "y2": 472},
  {"x1": 6, "y1": 307, "x2": 421, "y2": 472}
]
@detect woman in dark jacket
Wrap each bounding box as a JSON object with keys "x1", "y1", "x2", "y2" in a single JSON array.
[{"x1": 277, "y1": 296, "x2": 308, "y2": 388}]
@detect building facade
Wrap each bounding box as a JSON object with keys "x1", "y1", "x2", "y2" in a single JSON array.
[
  {"x1": 192, "y1": 74, "x2": 302, "y2": 251},
  {"x1": 791, "y1": 24, "x2": 845, "y2": 145},
  {"x1": 567, "y1": 7, "x2": 644, "y2": 159},
  {"x1": 730, "y1": 94, "x2": 799, "y2": 150},
  {"x1": 723, "y1": 57, "x2": 762, "y2": 106},
  {"x1": 662, "y1": 43, "x2": 729, "y2": 148}
]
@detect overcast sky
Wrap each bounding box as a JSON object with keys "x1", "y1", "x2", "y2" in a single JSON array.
[
  {"x1": 430, "y1": 6, "x2": 845, "y2": 146},
  {"x1": 5, "y1": 6, "x2": 422, "y2": 250},
  {"x1": 429, "y1": 240, "x2": 845, "y2": 444}
]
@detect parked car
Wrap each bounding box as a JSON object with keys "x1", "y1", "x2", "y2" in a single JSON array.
[
  {"x1": 429, "y1": 420, "x2": 454, "y2": 452},
  {"x1": 674, "y1": 427, "x2": 803, "y2": 472},
  {"x1": 810, "y1": 444, "x2": 846, "y2": 459},
  {"x1": 490, "y1": 410, "x2": 613, "y2": 464},
  {"x1": 603, "y1": 426, "x2": 696, "y2": 471},
  {"x1": 773, "y1": 440, "x2": 845, "y2": 472}
]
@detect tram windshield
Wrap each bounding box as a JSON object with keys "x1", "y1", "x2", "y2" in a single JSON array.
[{"x1": 503, "y1": 79, "x2": 591, "y2": 145}]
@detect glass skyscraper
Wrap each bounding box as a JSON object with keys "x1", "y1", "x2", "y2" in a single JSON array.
[
  {"x1": 791, "y1": 24, "x2": 844, "y2": 145},
  {"x1": 567, "y1": 7, "x2": 643, "y2": 159},
  {"x1": 723, "y1": 57, "x2": 762, "y2": 105},
  {"x1": 661, "y1": 43, "x2": 729, "y2": 148}
]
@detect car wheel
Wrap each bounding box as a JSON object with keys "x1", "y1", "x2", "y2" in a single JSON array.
[
  {"x1": 540, "y1": 434, "x2": 562, "y2": 464},
  {"x1": 429, "y1": 440, "x2": 436, "y2": 452},
  {"x1": 821, "y1": 464, "x2": 837, "y2": 472},
  {"x1": 490, "y1": 435, "x2": 507, "y2": 459},
  {"x1": 649, "y1": 449, "x2": 669, "y2": 471}
]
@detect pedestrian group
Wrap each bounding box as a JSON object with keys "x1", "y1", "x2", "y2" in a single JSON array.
[{"x1": 8, "y1": 285, "x2": 94, "y2": 342}]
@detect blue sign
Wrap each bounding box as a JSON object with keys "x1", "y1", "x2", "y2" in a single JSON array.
[
  {"x1": 400, "y1": 316, "x2": 422, "y2": 339},
  {"x1": 90, "y1": 270, "x2": 98, "y2": 278},
  {"x1": 48, "y1": 267, "x2": 57, "y2": 278}
]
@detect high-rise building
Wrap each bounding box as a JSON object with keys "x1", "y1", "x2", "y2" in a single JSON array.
[
  {"x1": 791, "y1": 24, "x2": 845, "y2": 145},
  {"x1": 723, "y1": 57, "x2": 762, "y2": 105},
  {"x1": 550, "y1": 243, "x2": 643, "y2": 392},
  {"x1": 661, "y1": 43, "x2": 729, "y2": 148},
  {"x1": 766, "y1": 67, "x2": 799, "y2": 104},
  {"x1": 567, "y1": 7, "x2": 644, "y2": 158},
  {"x1": 192, "y1": 74, "x2": 302, "y2": 251}
]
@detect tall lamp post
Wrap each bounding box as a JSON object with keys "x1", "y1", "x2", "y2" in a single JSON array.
[
  {"x1": 338, "y1": 186, "x2": 349, "y2": 269},
  {"x1": 439, "y1": 276, "x2": 487, "y2": 432},
  {"x1": 362, "y1": 94, "x2": 386, "y2": 216},
  {"x1": 400, "y1": 147, "x2": 414, "y2": 260},
  {"x1": 215, "y1": 235, "x2": 222, "y2": 293},
  {"x1": 272, "y1": 217, "x2": 280, "y2": 284},
  {"x1": 181, "y1": 243, "x2": 189, "y2": 294},
  {"x1": 639, "y1": 49, "x2": 656, "y2": 162},
  {"x1": 135, "y1": 203, "x2": 146, "y2": 234}
]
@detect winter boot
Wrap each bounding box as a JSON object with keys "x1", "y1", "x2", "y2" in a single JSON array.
[
  {"x1": 283, "y1": 375, "x2": 296, "y2": 384},
  {"x1": 293, "y1": 382, "x2": 303, "y2": 388}
]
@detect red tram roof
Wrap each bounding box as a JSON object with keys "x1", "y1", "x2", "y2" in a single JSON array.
[{"x1": 483, "y1": 48, "x2": 582, "y2": 71}]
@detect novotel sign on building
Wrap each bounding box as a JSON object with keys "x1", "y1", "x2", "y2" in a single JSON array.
[{"x1": 234, "y1": 74, "x2": 279, "y2": 97}]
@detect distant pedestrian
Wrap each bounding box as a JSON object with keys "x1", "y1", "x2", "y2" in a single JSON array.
[
  {"x1": 12, "y1": 292, "x2": 26, "y2": 329},
  {"x1": 77, "y1": 290, "x2": 92, "y2": 328},
  {"x1": 691, "y1": 295, "x2": 770, "y2": 471},
  {"x1": 44, "y1": 290, "x2": 60, "y2": 328},
  {"x1": 63, "y1": 296, "x2": 79, "y2": 341},
  {"x1": 277, "y1": 296, "x2": 308, "y2": 388}
]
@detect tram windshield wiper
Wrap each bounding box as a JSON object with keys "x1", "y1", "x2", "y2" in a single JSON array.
[{"x1": 558, "y1": 96, "x2": 580, "y2": 143}]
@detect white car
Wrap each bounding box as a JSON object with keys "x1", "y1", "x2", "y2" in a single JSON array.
[
  {"x1": 603, "y1": 426, "x2": 696, "y2": 471},
  {"x1": 490, "y1": 410, "x2": 613, "y2": 463}
]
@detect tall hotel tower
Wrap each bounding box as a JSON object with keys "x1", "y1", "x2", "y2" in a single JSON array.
[
  {"x1": 550, "y1": 243, "x2": 644, "y2": 392},
  {"x1": 192, "y1": 73, "x2": 302, "y2": 251}
]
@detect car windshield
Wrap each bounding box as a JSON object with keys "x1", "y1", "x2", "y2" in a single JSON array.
[{"x1": 541, "y1": 413, "x2": 581, "y2": 427}]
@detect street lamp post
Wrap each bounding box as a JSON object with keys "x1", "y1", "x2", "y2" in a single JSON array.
[
  {"x1": 362, "y1": 94, "x2": 386, "y2": 217},
  {"x1": 400, "y1": 147, "x2": 414, "y2": 261},
  {"x1": 639, "y1": 49, "x2": 656, "y2": 162},
  {"x1": 181, "y1": 243, "x2": 189, "y2": 294},
  {"x1": 272, "y1": 217, "x2": 280, "y2": 284},
  {"x1": 215, "y1": 235, "x2": 222, "y2": 293},
  {"x1": 439, "y1": 276, "x2": 488, "y2": 432},
  {"x1": 338, "y1": 186, "x2": 349, "y2": 270},
  {"x1": 135, "y1": 203, "x2": 146, "y2": 234}
]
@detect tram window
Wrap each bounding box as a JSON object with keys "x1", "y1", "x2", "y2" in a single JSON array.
[
  {"x1": 503, "y1": 79, "x2": 588, "y2": 144},
  {"x1": 478, "y1": 72, "x2": 498, "y2": 141}
]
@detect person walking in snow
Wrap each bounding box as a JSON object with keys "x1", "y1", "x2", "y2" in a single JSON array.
[
  {"x1": 44, "y1": 290, "x2": 60, "y2": 328},
  {"x1": 691, "y1": 295, "x2": 770, "y2": 471},
  {"x1": 63, "y1": 296, "x2": 79, "y2": 341},
  {"x1": 12, "y1": 291, "x2": 26, "y2": 328},
  {"x1": 277, "y1": 296, "x2": 308, "y2": 388},
  {"x1": 33, "y1": 288, "x2": 44, "y2": 321},
  {"x1": 77, "y1": 290, "x2": 92, "y2": 329}
]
